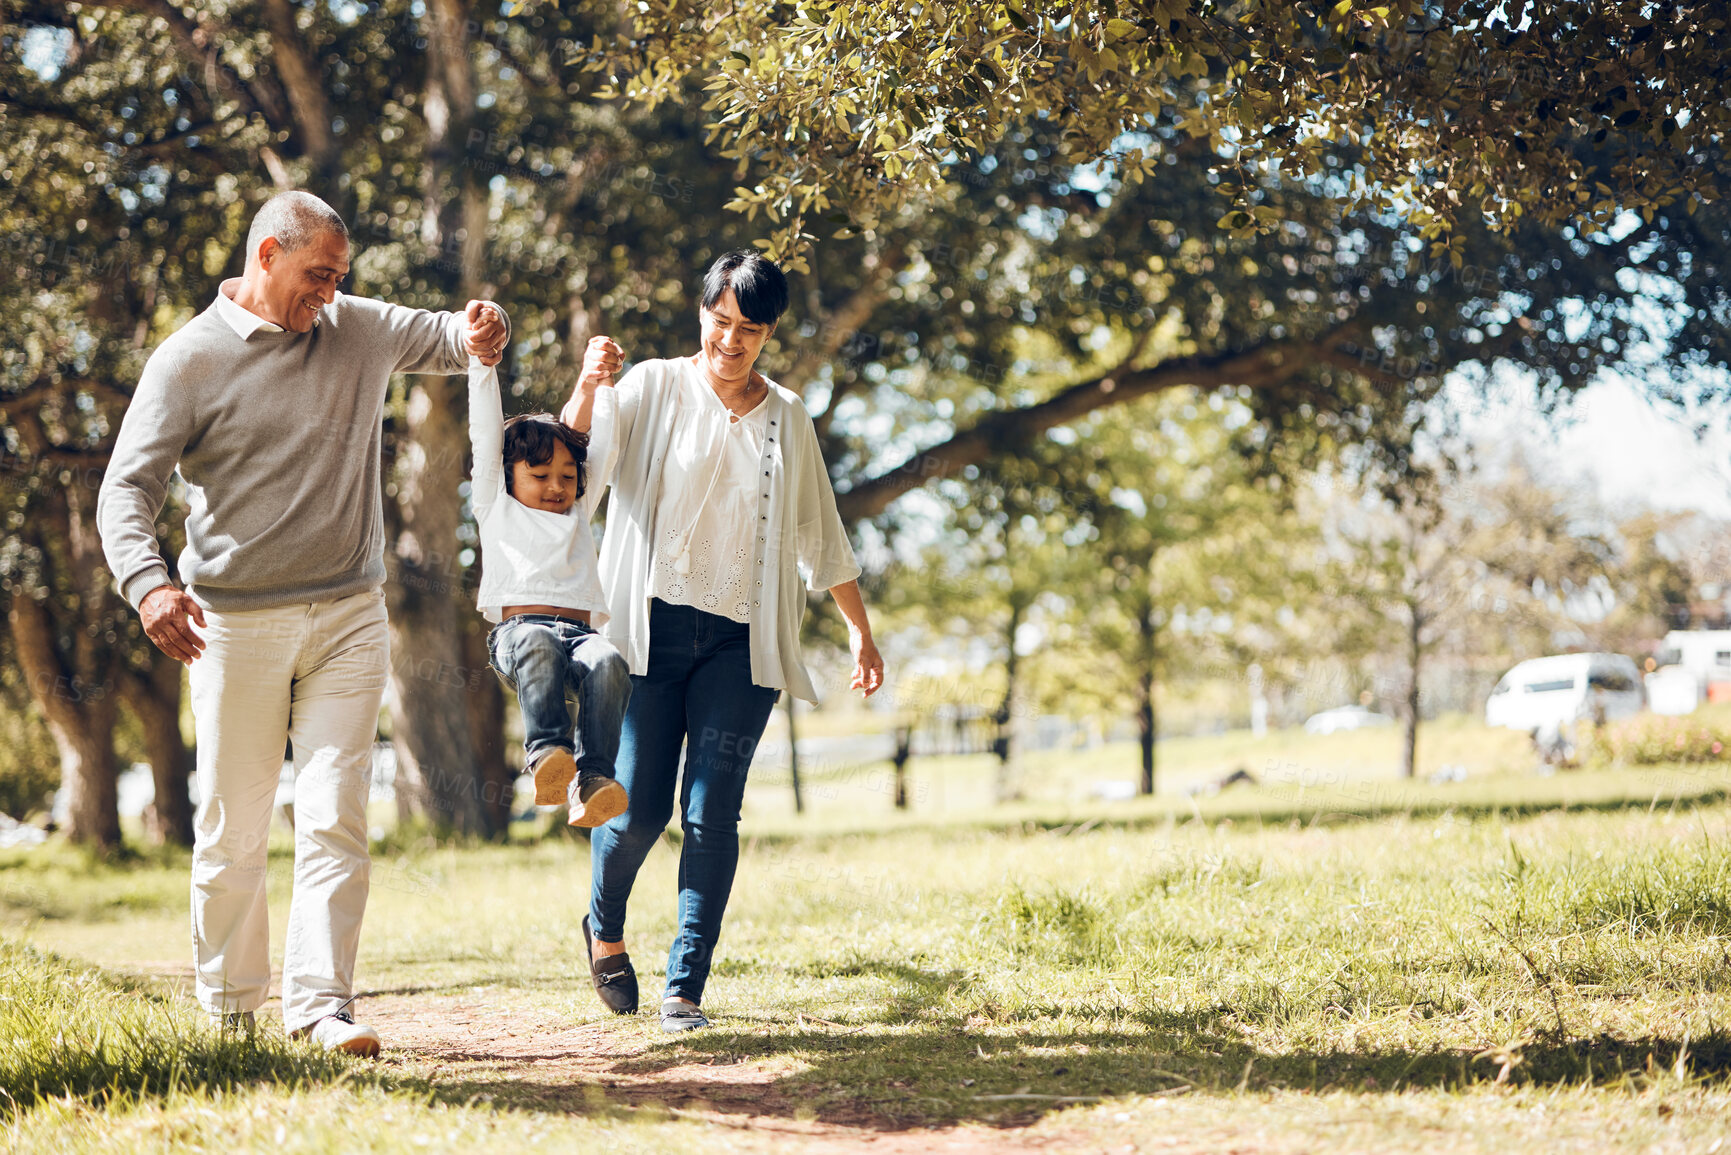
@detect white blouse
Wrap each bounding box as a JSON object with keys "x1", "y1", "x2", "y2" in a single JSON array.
[
  {"x1": 588, "y1": 358, "x2": 861, "y2": 701},
  {"x1": 648, "y1": 359, "x2": 770, "y2": 622}
]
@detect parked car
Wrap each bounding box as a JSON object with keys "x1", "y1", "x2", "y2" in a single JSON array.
[
  {"x1": 1303, "y1": 705, "x2": 1395, "y2": 735},
  {"x1": 1484, "y1": 653, "x2": 1644, "y2": 736}
]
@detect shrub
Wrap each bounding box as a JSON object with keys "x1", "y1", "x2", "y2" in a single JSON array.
[
  {"x1": 1580, "y1": 703, "x2": 1731, "y2": 767},
  {"x1": 0, "y1": 690, "x2": 60, "y2": 821}
]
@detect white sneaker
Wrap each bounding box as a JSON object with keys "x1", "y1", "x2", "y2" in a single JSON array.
[
  {"x1": 300, "y1": 1010, "x2": 381, "y2": 1057},
  {"x1": 215, "y1": 1010, "x2": 256, "y2": 1038}
]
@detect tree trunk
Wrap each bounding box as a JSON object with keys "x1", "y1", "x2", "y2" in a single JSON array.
[
  {"x1": 51, "y1": 703, "x2": 122, "y2": 846},
  {"x1": 462, "y1": 610, "x2": 512, "y2": 836},
  {"x1": 892, "y1": 725, "x2": 912, "y2": 810},
  {"x1": 993, "y1": 597, "x2": 1025, "y2": 804},
  {"x1": 784, "y1": 693, "x2": 803, "y2": 815},
  {"x1": 120, "y1": 655, "x2": 195, "y2": 847},
  {"x1": 1400, "y1": 601, "x2": 1422, "y2": 779},
  {"x1": 1135, "y1": 594, "x2": 1159, "y2": 796},
  {"x1": 384, "y1": 0, "x2": 503, "y2": 837},
  {"x1": 1136, "y1": 667, "x2": 1156, "y2": 797},
  {"x1": 7, "y1": 594, "x2": 122, "y2": 846}
]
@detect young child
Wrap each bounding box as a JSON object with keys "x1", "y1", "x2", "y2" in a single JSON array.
[{"x1": 468, "y1": 352, "x2": 629, "y2": 827}]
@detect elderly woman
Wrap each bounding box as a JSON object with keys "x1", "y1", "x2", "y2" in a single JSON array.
[{"x1": 561, "y1": 250, "x2": 883, "y2": 1032}]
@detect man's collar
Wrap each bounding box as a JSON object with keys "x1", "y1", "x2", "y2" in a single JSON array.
[{"x1": 216, "y1": 278, "x2": 286, "y2": 339}]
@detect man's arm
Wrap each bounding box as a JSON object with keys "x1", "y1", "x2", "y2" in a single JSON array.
[
  {"x1": 96, "y1": 350, "x2": 207, "y2": 662},
  {"x1": 381, "y1": 298, "x2": 512, "y2": 375}
]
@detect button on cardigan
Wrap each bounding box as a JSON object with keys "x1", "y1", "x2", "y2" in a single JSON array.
[{"x1": 590, "y1": 358, "x2": 861, "y2": 703}]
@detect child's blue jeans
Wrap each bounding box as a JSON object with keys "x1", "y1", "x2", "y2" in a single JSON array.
[
  {"x1": 587, "y1": 599, "x2": 780, "y2": 1004},
  {"x1": 487, "y1": 615, "x2": 631, "y2": 778}
]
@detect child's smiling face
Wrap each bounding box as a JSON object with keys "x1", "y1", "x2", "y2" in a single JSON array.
[{"x1": 511, "y1": 439, "x2": 578, "y2": 514}]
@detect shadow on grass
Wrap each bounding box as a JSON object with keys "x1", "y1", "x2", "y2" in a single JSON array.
[
  {"x1": 932, "y1": 782, "x2": 1731, "y2": 843},
  {"x1": 416, "y1": 994, "x2": 1731, "y2": 1130},
  {"x1": 730, "y1": 772, "x2": 1731, "y2": 850}
]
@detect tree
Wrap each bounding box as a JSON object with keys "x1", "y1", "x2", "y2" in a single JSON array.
[
  {"x1": 0, "y1": 5, "x2": 229, "y2": 843},
  {"x1": 5, "y1": 2, "x2": 1726, "y2": 838},
  {"x1": 882, "y1": 436, "x2": 1094, "y2": 802},
  {"x1": 0, "y1": 1, "x2": 724, "y2": 836},
  {"x1": 1594, "y1": 511, "x2": 1699, "y2": 652},
  {"x1": 1322, "y1": 455, "x2": 1618, "y2": 777},
  {"x1": 1062, "y1": 389, "x2": 1285, "y2": 794},
  {"x1": 612, "y1": 1, "x2": 1728, "y2": 257}
]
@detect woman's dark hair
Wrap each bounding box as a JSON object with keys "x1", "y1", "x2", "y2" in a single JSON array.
[
  {"x1": 701, "y1": 250, "x2": 789, "y2": 325},
  {"x1": 501, "y1": 414, "x2": 588, "y2": 499}
]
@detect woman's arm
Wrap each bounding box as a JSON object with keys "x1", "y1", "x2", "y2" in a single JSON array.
[
  {"x1": 560, "y1": 335, "x2": 623, "y2": 433},
  {"x1": 828, "y1": 578, "x2": 884, "y2": 697}
]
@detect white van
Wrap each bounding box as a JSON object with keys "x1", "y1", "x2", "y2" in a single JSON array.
[{"x1": 1484, "y1": 653, "x2": 1644, "y2": 735}]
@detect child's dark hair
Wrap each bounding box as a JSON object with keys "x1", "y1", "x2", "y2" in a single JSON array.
[{"x1": 501, "y1": 414, "x2": 588, "y2": 498}]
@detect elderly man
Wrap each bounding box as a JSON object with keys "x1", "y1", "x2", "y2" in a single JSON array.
[{"x1": 97, "y1": 191, "x2": 507, "y2": 1055}]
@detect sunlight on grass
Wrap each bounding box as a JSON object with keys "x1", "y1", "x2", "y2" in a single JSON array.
[
  {"x1": 0, "y1": 938, "x2": 367, "y2": 1116},
  {"x1": 5, "y1": 751, "x2": 1731, "y2": 1151}
]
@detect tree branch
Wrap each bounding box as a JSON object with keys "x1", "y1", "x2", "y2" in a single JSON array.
[
  {"x1": 791, "y1": 267, "x2": 894, "y2": 401},
  {"x1": 259, "y1": 0, "x2": 340, "y2": 175},
  {"x1": 834, "y1": 332, "x2": 1332, "y2": 523},
  {"x1": 95, "y1": 0, "x2": 290, "y2": 132}
]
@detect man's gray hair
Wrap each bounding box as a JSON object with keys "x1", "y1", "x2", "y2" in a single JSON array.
[{"x1": 246, "y1": 191, "x2": 349, "y2": 262}]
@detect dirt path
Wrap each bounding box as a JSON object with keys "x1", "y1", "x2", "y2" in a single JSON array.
[{"x1": 364, "y1": 993, "x2": 1104, "y2": 1153}]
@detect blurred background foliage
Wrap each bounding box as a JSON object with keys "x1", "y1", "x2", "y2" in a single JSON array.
[{"x1": 0, "y1": 1, "x2": 1726, "y2": 843}]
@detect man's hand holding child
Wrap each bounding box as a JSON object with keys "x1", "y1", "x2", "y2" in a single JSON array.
[{"x1": 465, "y1": 301, "x2": 509, "y2": 366}]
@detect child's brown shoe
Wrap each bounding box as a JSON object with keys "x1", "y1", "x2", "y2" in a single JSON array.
[
  {"x1": 568, "y1": 771, "x2": 627, "y2": 828},
  {"x1": 529, "y1": 747, "x2": 578, "y2": 806}
]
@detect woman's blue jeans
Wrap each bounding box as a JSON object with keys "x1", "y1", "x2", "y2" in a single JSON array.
[{"x1": 588, "y1": 599, "x2": 779, "y2": 1004}]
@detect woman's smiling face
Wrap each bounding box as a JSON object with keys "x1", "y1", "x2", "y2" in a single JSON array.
[{"x1": 697, "y1": 288, "x2": 775, "y2": 388}]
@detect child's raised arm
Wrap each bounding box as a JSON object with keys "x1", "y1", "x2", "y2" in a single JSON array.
[
  {"x1": 467, "y1": 358, "x2": 507, "y2": 520},
  {"x1": 559, "y1": 335, "x2": 623, "y2": 433}
]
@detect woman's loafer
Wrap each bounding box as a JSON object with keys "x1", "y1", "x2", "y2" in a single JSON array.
[
  {"x1": 660, "y1": 998, "x2": 709, "y2": 1033},
  {"x1": 582, "y1": 914, "x2": 638, "y2": 1014}
]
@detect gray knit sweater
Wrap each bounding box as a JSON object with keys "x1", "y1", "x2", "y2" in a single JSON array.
[{"x1": 98, "y1": 282, "x2": 487, "y2": 611}]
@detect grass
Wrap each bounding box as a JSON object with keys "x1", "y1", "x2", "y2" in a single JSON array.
[
  {"x1": 3, "y1": 723, "x2": 1731, "y2": 1151},
  {"x1": 740, "y1": 711, "x2": 1559, "y2": 832},
  {"x1": 0, "y1": 937, "x2": 367, "y2": 1116}
]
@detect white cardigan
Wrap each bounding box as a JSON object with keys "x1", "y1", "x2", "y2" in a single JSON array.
[{"x1": 590, "y1": 358, "x2": 861, "y2": 702}]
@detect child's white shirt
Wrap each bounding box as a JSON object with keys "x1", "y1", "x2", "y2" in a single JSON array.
[{"x1": 468, "y1": 360, "x2": 615, "y2": 625}]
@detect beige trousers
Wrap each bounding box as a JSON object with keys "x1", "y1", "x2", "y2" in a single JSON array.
[{"x1": 186, "y1": 588, "x2": 389, "y2": 1031}]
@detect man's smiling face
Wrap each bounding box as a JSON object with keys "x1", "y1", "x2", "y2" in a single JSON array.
[{"x1": 258, "y1": 230, "x2": 350, "y2": 332}]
